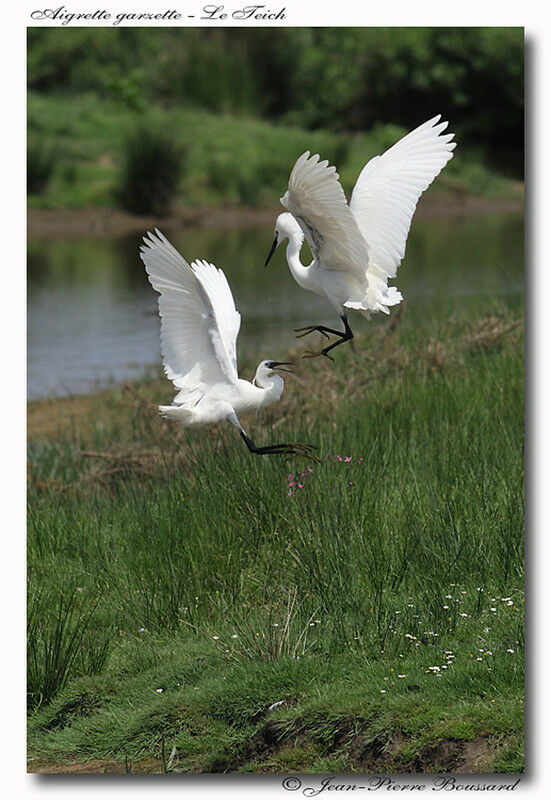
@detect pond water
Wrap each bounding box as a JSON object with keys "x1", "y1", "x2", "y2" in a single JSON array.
[{"x1": 28, "y1": 212, "x2": 523, "y2": 400}]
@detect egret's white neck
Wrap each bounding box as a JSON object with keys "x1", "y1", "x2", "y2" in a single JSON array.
[
  {"x1": 253, "y1": 372, "x2": 284, "y2": 406},
  {"x1": 285, "y1": 229, "x2": 313, "y2": 288}
]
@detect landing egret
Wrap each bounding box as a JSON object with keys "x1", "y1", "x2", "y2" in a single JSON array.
[
  {"x1": 264, "y1": 115, "x2": 456, "y2": 359},
  {"x1": 140, "y1": 229, "x2": 317, "y2": 460}
]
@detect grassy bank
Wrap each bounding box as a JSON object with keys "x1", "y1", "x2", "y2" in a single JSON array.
[
  {"x1": 27, "y1": 93, "x2": 523, "y2": 213},
  {"x1": 27, "y1": 302, "x2": 524, "y2": 773}
]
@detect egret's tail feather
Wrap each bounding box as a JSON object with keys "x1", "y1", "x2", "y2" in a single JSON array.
[
  {"x1": 159, "y1": 404, "x2": 193, "y2": 422},
  {"x1": 344, "y1": 286, "x2": 403, "y2": 317}
]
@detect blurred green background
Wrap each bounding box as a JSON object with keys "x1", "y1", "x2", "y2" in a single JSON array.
[{"x1": 27, "y1": 27, "x2": 524, "y2": 214}]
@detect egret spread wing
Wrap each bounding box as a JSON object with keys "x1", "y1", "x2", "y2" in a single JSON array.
[
  {"x1": 281, "y1": 151, "x2": 370, "y2": 279},
  {"x1": 349, "y1": 115, "x2": 456, "y2": 279},
  {"x1": 140, "y1": 230, "x2": 241, "y2": 394}
]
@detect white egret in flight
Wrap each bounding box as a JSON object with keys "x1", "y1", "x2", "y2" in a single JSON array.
[
  {"x1": 264, "y1": 115, "x2": 456, "y2": 360},
  {"x1": 140, "y1": 230, "x2": 317, "y2": 459}
]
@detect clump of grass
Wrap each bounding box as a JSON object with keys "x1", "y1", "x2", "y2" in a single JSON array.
[
  {"x1": 27, "y1": 588, "x2": 113, "y2": 710},
  {"x1": 116, "y1": 122, "x2": 186, "y2": 215},
  {"x1": 209, "y1": 589, "x2": 319, "y2": 662},
  {"x1": 27, "y1": 137, "x2": 58, "y2": 194}
]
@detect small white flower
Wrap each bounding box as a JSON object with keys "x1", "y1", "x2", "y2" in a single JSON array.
[
  {"x1": 443, "y1": 605, "x2": 449, "y2": 609},
  {"x1": 398, "y1": 674, "x2": 406, "y2": 678},
  {"x1": 231, "y1": 634, "x2": 238, "y2": 639},
  {"x1": 156, "y1": 688, "x2": 163, "y2": 693},
  {"x1": 507, "y1": 648, "x2": 514, "y2": 653},
  {"x1": 380, "y1": 689, "x2": 386, "y2": 693},
  {"x1": 213, "y1": 635, "x2": 220, "y2": 640},
  {"x1": 460, "y1": 613, "x2": 468, "y2": 618},
  {"x1": 476, "y1": 657, "x2": 483, "y2": 661},
  {"x1": 490, "y1": 607, "x2": 497, "y2": 612}
]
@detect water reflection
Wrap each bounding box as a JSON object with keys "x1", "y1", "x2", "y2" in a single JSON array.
[{"x1": 28, "y1": 213, "x2": 523, "y2": 400}]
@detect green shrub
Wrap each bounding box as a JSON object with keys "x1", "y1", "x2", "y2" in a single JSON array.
[
  {"x1": 27, "y1": 137, "x2": 57, "y2": 194},
  {"x1": 116, "y1": 123, "x2": 186, "y2": 215}
]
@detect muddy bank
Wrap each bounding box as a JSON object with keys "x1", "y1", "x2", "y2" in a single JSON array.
[{"x1": 28, "y1": 194, "x2": 523, "y2": 240}]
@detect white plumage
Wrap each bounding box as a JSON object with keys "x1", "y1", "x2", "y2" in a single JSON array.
[
  {"x1": 265, "y1": 115, "x2": 456, "y2": 359},
  {"x1": 140, "y1": 229, "x2": 316, "y2": 459}
]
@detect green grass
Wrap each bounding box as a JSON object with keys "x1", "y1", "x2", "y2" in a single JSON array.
[
  {"x1": 27, "y1": 304, "x2": 524, "y2": 773},
  {"x1": 27, "y1": 92, "x2": 522, "y2": 211}
]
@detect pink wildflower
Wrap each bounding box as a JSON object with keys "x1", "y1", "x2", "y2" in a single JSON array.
[
  {"x1": 335, "y1": 456, "x2": 343, "y2": 462},
  {"x1": 287, "y1": 474, "x2": 294, "y2": 481},
  {"x1": 344, "y1": 456, "x2": 352, "y2": 463},
  {"x1": 287, "y1": 489, "x2": 293, "y2": 497},
  {"x1": 298, "y1": 483, "x2": 304, "y2": 489}
]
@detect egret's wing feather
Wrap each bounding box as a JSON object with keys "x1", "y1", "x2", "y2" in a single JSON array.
[
  {"x1": 281, "y1": 151, "x2": 370, "y2": 279},
  {"x1": 140, "y1": 229, "x2": 241, "y2": 393},
  {"x1": 349, "y1": 115, "x2": 456, "y2": 278},
  {"x1": 190, "y1": 258, "x2": 241, "y2": 378}
]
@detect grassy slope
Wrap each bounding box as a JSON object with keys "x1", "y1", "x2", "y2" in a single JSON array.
[
  {"x1": 27, "y1": 304, "x2": 524, "y2": 773},
  {"x1": 27, "y1": 92, "x2": 523, "y2": 212}
]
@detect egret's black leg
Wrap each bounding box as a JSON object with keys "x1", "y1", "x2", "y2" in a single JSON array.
[
  {"x1": 295, "y1": 324, "x2": 344, "y2": 340},
  {"x1": 239, "y1": 431, "x2": 320, "y2": 462},
  {"x1": 301, "y1": 316, "x2": 354, "y2": 361}
]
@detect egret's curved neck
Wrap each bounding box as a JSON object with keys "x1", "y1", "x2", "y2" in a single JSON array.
[
  {"x1": 286, "y1": 230, "x2": 312, "y2": 287},
  {"x1": 254, "y1": 374, "x2": 284, "y2": 406}
]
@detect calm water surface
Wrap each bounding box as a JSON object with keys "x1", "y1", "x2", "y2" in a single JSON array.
[{"x1": 28, "y1": 213, "x2": 523, "y2": 400}]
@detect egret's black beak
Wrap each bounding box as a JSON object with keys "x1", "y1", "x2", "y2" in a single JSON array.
[
  {"x1": 268, "y1": 361, "x2": 295, "y2": 374},
  {"x1": 264, "y1": 236, "x2": 278, "y2": 267}
]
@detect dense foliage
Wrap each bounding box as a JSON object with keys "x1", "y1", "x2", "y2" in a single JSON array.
[{"x1": 28, "y1": 27, "x2": 523, "y2": 174}]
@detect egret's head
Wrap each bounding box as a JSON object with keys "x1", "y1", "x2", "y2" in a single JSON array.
[
  {"x1": 254, "y1": 360, "x2": 294, "y2": 388},
  {"x1": 264, "y1": 213, "x2": 303, "y2": 267}
]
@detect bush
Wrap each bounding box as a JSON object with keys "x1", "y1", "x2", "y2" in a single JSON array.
[
  {"x1": 27, "y1": 137, "x2": 57, "y2": 194},
  {"x1": 116, "y1": 123, "x2": 186, "y2": 216}
]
